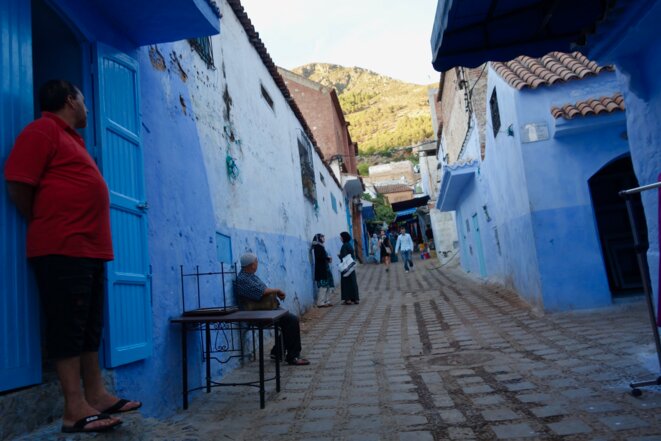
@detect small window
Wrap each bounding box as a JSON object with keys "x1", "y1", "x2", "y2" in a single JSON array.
[
  {"x1": 261, "y1": 84, "x2": 274, "y2": 110},
  {"x1": 490, "y1": 88, "x2": 501, "y2": 137},
  {"x1": 298, "y1": 136, "x2": 316, "y2": 202},
  {"x1": 216, "y1": 232, "x2": 232, "y2": 265},
  {"x1": 331, "y1": 193, "x2": 337, "y2": 213},
  {"x1": 319, "y1": 173, "x2": 326, "y2": 186},
  {"x1": 188, "y1": 37, "x2": 215, "y2": 68}
]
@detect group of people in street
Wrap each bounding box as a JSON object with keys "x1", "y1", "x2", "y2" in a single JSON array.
[
  {"x1": 311, "y1": 231, "x2": 360, "y2": 306},
  {"x1": 369, "y1": 226, "x2": 415, "y2": 273}
]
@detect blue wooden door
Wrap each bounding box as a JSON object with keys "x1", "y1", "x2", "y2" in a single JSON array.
[
  {"x1": 0, "y1": 0, "x2": 42, "y2": 392},
  {"x1": 472, "y1": 214, "x2": 487, "y2": 277},
  {"x1": 94, "y1": 43, "x2": 152, "y2": 367}
]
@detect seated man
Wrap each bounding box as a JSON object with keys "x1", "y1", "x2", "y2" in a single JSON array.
[{"x1": 235, "y1": 253, "x2": 310, "y2": 366}]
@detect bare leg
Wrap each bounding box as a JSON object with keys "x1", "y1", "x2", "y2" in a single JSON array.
[
  {"x1": 56, "y1": 356, "x2": 120, "y2": 429},
  {"x1": 81, "y1": 352, "x2": 140, "y2": 413}
]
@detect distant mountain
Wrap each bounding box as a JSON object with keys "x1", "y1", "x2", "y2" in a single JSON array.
[{"x1": 292, "y1": 63, "x2": 434, "y2": 155}]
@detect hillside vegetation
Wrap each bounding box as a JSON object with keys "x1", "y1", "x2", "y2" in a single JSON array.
[{"x1": 292, "y1": 63, "x2": 434, "y2": 155}]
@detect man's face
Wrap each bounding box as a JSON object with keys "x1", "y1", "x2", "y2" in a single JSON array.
[
  {"x1": 400, "y1": 228, "x2": 406, "y2": 234},
  {"x1": 68, "y1": 89, "x2": 88, "y2": 129}
]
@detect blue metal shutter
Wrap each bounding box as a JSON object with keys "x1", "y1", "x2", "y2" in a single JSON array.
[
  {"x1": 94, "y1": 43, "x2": 152, "y2": 367},
  {"x1": 0, "y1": 0, "x2": 42, "y2": 392}
]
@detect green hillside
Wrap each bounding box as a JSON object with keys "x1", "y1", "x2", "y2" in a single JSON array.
[{"x1": 292, "y1": 63, "x2": 434, "y2": 155}]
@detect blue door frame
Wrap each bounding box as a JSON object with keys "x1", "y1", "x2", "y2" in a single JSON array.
[
  {"x1": 95, "y1": 43, "x2": 152, "y2": 367},
  {"x1": 0, "y1": 0, "x2": 42, "y2": 392}
]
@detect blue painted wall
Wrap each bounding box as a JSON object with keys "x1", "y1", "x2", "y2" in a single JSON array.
[
  {"x1": 516, "y1": 75, "x2": 629, "y2": 311},
  {"x1": 586, "y1": 1, "x2": 661, "y2": 318},
  {"x1": 450, "y1": 66, "x2": 631, "y2": 311},
  {"x1": 106, "y1": 28, "x2": 346, "y2": 415}
]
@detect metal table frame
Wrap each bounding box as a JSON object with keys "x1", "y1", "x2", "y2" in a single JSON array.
[
  {"x1": 620, "y1": 181, "x2": 661, "y2": 396},
  {"x1": 171, "y1": 310, "x2": 287, "y2": 409}
]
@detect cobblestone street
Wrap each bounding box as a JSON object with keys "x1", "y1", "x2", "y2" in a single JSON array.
[{"x1": 20, "y1": 260, "x2": 661, "y2": 440}]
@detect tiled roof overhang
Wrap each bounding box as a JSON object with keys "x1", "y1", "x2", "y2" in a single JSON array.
[
  {"x1": 551, "y1": 93, "x2": 625, "y2": 119},
  {"x1": 492, "y1": 52, "x2": 613, "y2": 90}
]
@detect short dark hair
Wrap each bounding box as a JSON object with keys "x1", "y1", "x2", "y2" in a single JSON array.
[
  {"x1": 39, "y1": 80, "x2": 79, "y2": 112},
  {"x1": 340, "y1": 232, "x2": 352, "y2": 243}
]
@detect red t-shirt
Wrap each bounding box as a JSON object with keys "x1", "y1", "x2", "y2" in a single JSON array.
[{"x1": 4, "y1": 112, "x2": 114, "y2": 260}]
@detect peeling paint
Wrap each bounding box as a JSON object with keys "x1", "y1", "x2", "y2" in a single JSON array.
[
  {"x1": 149, "y1": 45, "x2": 166, "y2": 71},
  {"x1": 170, "y1": 51, "x2": 188, "y2": 82},
  {"x1": 179, "y1": 94, "x2": 187, "y2": 115}
]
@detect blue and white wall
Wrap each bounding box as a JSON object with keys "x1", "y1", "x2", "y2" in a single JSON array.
[{"x1": 112, "y1": 1, "x2": 347, "y2": 416}]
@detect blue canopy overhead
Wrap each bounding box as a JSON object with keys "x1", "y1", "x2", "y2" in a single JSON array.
[
  {"x1": 431, "y1": 0, "x2": 613, "y2": 72},
  {"x1": 52, "y1": 0, "x2": 221, "y2": 46},
  {"x1": 436, "y1": 160, "x2": 478, "y2": 211},
  {"x1": 395, "y1": 207, "x2": 418, "y2": 219}
]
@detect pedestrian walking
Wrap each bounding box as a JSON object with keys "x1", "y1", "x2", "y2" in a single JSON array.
[
  {"x1": 395, "y1": 226, "x2": 414, "y2": 272},
  {"x1": 311, "y1": 233, "x2": 334, "y2": 307},
  {"x1": 379, "y1": 230, "x2": 392, "y2": 272},
  {"x1": 4, "y1": 80, "x2": 140, "y2": 434},
  {"x1": 370, "y1": 233, "x2": 380, "y2": 264},
  {"x1": 339, "y1": 231, "x2": 360, "y2": 305}
]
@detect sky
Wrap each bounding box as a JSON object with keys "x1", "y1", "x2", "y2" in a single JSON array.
[{"x1": 238, "y1": 0, "x2": 440, "y2": 85}]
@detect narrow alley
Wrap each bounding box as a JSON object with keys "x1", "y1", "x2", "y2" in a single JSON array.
[{"x1": 20, "y1": 261, "x2": 661, "y2": 440}]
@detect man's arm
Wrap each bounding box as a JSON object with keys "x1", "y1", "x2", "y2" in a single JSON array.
[
  {"x1": 6, "y1": 181, "x2": 34, "y2": 221},
  {"x1": 265, "y1": 287, "x2": 285, "y2": 300}
]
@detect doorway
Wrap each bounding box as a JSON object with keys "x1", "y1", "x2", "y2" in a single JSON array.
[
  {"x1": 32, "y1": 0, "x2": 96, "y2": 155},
  {"x1": 589, "y1": 154, "x2": 646, "y2": 297},
  {"x1": 30, "y1": 0, "x2": 91, "y2": 370}
]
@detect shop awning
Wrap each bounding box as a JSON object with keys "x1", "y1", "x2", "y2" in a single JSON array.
[
  {"x1": 436, "y1": 160, "x2": 478, "y2": 211},
  {"x1": 53, "y1": 0, "x2": 221, "y2": 46},
  {"x1": 395, "y1": 208, "x2": 418, "y2": 219},
  {"x1": 391, "y1": 196, "x2": 430, "y2": 212},
  {"x1": 361, "y1": 200, "x2": 376, "y2": 221},
  {"x1": 431, "y1": 0, "x2": 613, "y2": 71}
]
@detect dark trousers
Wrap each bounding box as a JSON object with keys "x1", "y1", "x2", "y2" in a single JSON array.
[
  {"x1": 29, "y1": 255, "x2": 105, "y2": 359},
  {"x1": 270, "y1": 311, "x2": 302, "y2": 361}
]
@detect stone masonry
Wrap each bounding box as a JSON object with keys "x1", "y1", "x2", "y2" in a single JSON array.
[{"x1": 14, "y1": 260, "x2": 661, "y2": 440}]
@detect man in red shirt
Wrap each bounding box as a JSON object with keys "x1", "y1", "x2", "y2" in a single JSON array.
[{"x1": 5, "y1": 80, "x2": 140, "y2": 433}]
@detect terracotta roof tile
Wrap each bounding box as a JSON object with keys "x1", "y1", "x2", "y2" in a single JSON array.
[
  {"x1": 551, "y1": 93, "x2": 625, "y2": 120},
  {"x1": 492, "y1": 51, "x2": 614, "y2": 90}
]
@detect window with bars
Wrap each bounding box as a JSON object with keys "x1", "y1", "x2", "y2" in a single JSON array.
[{"x1": 188, "y1": 37, "x2": 214, "y2": 68}]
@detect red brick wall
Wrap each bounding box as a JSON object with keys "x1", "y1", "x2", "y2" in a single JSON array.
[{"x1": 281, "y1": 75, "x2": 357, "y2": 175}]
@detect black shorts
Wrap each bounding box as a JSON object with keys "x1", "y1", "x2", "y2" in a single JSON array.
[{"x1": 30, "y1": 255, "x2": 106, "y2": 359}]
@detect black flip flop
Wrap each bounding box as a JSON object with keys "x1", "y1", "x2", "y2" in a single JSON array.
[
  {"x1": 102, "y1": 398, "x2": 142, "y2": 414},
  {"x1": 61, "y1": 413, "x2": 122, "y2": 433}
]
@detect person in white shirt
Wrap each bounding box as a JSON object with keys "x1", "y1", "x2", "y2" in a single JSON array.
[{"x1": 395, "y1": 226, "x2": 415, "y2": 272}]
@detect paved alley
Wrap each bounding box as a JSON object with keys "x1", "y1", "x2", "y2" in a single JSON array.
[{"x1": 19, "y1": 260, "x2": 661, "y2": 440}]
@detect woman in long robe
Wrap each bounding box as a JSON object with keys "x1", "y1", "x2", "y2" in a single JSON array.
[{"x1": 339, "y1": 231, "x2": 360, "y2": 305}]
